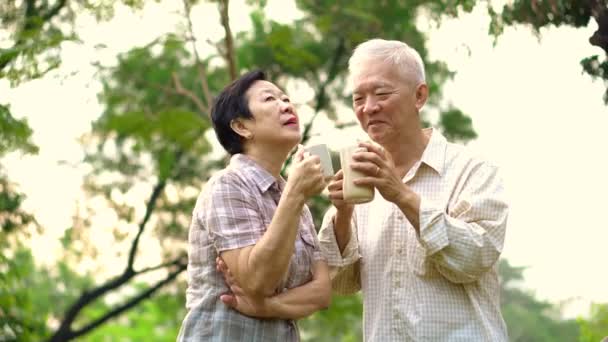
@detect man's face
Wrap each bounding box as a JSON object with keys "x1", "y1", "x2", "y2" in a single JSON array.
[{"x1": 351, "y1": 59, "x2": 422, "y2": 144}]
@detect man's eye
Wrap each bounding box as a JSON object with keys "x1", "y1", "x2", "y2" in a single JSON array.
[
  {"x1": 353, "y1": 97, "x2": 362, "y2": 102},
  {"x1": 265, "y1": 96, "x2": 275, "y2": 101},
  {"x1": 282, "y1": 97, "x2": 291, "y2": 103}
]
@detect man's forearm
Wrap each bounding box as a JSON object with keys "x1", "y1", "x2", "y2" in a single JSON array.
[
  {"x1": 333, "y1": 208, "x2": 354, "y2": 254},
  {"x1": 396, "y1": 188, "x2": 421, "y2": 233}
]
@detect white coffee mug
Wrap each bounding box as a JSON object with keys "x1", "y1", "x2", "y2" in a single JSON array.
[
  {"x1": 339, "y1": 145, "x2": 374, "y2": 204},
  {"x1": 306, "y1": 144, "x2": 335, "y2": 179}
]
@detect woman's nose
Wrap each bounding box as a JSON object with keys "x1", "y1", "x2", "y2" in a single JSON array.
[{"x1": 280, "y1": 101, "x2": 293, "y2": 113}]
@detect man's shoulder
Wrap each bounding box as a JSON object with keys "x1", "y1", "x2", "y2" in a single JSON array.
[{"x1": 444, "y1": 141, "x2": 501, "y2": 174}]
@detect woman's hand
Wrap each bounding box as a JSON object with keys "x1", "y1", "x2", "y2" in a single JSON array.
[
  {"x1": 217, "y1": 257, "x2": 271, "y2": 318},
  {"x1": 285, "y1": 145, "x2": 327, "y2": 201}
]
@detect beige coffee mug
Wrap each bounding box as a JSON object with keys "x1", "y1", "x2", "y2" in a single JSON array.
[
  {"x1": 306, "y1": 144, "x2": 334, "y2": 179},
  {"x1": 340, "y1": 145, "x2": 374, "y2": 204}
]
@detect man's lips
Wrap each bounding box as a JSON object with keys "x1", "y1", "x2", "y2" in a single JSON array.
[{"x1": 368, "y1": 120, "x2": 385, "y2": 127}]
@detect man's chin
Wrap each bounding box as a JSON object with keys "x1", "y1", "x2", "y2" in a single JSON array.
[{"x1": 367, "y1": 130, "x2": 386, "y2": 144}]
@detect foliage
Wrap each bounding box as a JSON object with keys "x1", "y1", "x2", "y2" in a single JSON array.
[
  {"x1": 300, "y1": 295, "x2": 363, "y2": 342},
  {"x1": 0, "y1": 104, "x2": 38, "y2": 157},
  {"x1": 578, "y1": 303, "x2": 608, "y2": 342},
  {"x1": 0, "y1": 0, "x2": 154, "y2": 85},
  {"x1": 237, "y1": 0, "x2": 478, "y2": 142},
  {"x1": 479, "y1": 0, "x2": 608, "y2": 104},
  {"x1": 0, "y1": 247, "x2": 95, "y2": 341},
  {"x1": 80, "y1": 287, "x2": 186, "y2": 342},
  {"x1": 499, "y1": 259, "x2": 580, "y2": 341},
  {"x1": 10, "y1": 0, "x2": 608, "y2": 340}
]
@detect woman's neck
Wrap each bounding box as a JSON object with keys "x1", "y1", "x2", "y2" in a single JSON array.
[{"x1": 244, "y1": 144, "x2": 291, "y2": 178}]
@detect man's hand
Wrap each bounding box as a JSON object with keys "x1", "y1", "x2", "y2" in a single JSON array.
[
  {"x1": 351, "y1": 142, "x2": 421, "y2": 230},
  {"x1": 327, "y1": 169, "x2": 354, "y2": 213},
  {"x1": 351, "y1": 142, "x2": 409, "y2": 204},
  {"x1": 217, "y1": 257, "x2": 270, "y2": 318},
  {"x1": 327, "y1": 170, "x2": 355, "y2": 253}
]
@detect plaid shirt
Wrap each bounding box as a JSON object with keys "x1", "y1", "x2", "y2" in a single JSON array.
[
  {"x1": 178, "y1": 154, "x2": 325, "y2": 342},
  {"x1": 318, "y1": 128, "x2": 509, "y2": 341}
]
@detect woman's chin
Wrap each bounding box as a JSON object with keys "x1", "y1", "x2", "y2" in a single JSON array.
[{"x1": 284, "y1": 131, "x2": 302, "y2": 146}]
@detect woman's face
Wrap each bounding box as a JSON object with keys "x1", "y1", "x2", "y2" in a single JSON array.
[{"x1": 242, "y1": 80, "x2": 301, "y2": 149}]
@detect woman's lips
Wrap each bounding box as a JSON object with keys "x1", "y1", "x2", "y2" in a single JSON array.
[{"x1": 283, "y1": 116, "x2": 298, "y2": 126}]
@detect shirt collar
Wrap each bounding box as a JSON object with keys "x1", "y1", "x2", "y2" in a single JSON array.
[
  {"x1": 230, "y1": 154, "x2": 284, "y2": 193},
  {"x1": 419, "y1": 128, "x2": 447, "y2": 175}
]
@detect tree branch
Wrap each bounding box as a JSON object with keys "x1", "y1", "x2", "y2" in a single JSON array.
[
  {"x1": 218, "y1": 0, "x2": 237, "y2": 80},
  {"x1": 126, "y1": 179, "x2": 167, "y2": 270},
  {"x1": 588, "y1": 0, "x2": 608, "y2": 54},
  {"x1": 50, "y1": 260, "x2": 187, "y2": 341},
  {"x1": 180, "y1": 0, "x2": 213, "y2": 116},
  {"x1": 171, "y1": 72, "x2": 209, "y2": 115},
  {"x1": 301, "y1": 38, "x2": 346, "y2": 145},
  {"x1": 134, "y1": 256, "x2": 187, "y2": 276},
  {"x1": 42, "y1": 0, "x2": 68, "y2": 21},
  {"x1": 49, "y1": 178, "x2": 167, "y2": 341}
]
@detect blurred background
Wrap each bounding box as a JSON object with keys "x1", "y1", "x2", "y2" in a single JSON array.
[{"x1": 1, "y1": 0, "x2": 607, "y2": 341}]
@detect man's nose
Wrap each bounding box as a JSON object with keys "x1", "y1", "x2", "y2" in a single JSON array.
[{"x1": 363, "y1": 97, "x2": 380, "y2": 114}]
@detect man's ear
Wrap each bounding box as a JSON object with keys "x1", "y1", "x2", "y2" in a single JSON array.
[
  {"x1": 415, "y1": 83, "x2": 428, "y2": 111},
  {"x1": 230, "y1": 118, "x2": 253, "y2": 140}
]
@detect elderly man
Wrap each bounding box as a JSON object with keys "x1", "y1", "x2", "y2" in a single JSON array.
[{"x1": 318, "y1": 38, "x2": 509, "y2": 341}]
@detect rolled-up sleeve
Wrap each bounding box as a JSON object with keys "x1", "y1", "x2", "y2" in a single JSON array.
[
  {"x1": 318, "y1": 207, "x2": 361, "y2": 294},
  {"x1": 204, "y1": 174, "x2": 265, "y2": 253},
  {"x1": 417, "y1": 161, "x2": 508, "y2": 284}
]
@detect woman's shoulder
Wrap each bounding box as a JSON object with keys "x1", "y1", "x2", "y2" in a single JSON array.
[{"x1": 202, "y1": 166, "x2": 254, "y2": 196}]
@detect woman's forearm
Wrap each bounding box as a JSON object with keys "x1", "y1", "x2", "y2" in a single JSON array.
[
  {"x1": 247, "y1": 188, "x2": 307, "y2": 293},
  {"x1": 223, "y1": 187, "x2": 307, "y2": 296}
]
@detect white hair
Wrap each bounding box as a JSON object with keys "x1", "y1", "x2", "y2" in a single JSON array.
[{"x1": 348, "y1": 39, "x2": 426, "y2": 87}]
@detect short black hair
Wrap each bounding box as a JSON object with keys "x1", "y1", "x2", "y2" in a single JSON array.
[{"x1": 211, "y1": 70, "x2": 266, "y2": 155}]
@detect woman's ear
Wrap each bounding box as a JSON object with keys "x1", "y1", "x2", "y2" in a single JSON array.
[{"x1": 230, "y1": 118, "x2": 253, "y2": 140}]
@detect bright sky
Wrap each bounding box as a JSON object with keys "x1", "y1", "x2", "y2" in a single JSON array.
[{"x1": 2, "y1": 0, "x2": 607, "y2": 318}]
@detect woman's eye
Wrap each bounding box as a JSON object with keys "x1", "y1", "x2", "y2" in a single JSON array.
[
  {"x1": 282, "y1": 97, "x2": 290, "y2": 103},
  {"x1": 265, "y1": 96, "x2": 275, "y2": 102}
]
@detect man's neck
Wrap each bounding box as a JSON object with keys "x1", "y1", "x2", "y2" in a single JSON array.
[{"x1": 383, "y1": 128, "x2": 431, "y2": 176}]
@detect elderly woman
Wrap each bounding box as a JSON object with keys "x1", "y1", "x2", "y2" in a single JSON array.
[{"x1": 177, "y1": 70, "x2": 331, "y2": 341}]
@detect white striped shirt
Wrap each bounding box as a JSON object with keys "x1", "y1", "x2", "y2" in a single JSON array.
[{"x1": 318, "y1": 128, "x2": 509, "y2": 341}]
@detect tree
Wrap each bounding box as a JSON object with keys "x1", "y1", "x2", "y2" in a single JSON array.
[
  {"x1": 0, "y1": 100, "x2": 40, "y2": 340},
  {"x1": 5, "y1": 0, "x2": 486, "y2": 340},
  {"x1": 443, "y1": 0, "x2": 608, "y2": 104},
  {"x1": 0, "y1": 0, "x2": 150, "y2": 85},
  {"x1": 494, "y1": 0, "x2": 608, "y2": 104}
]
